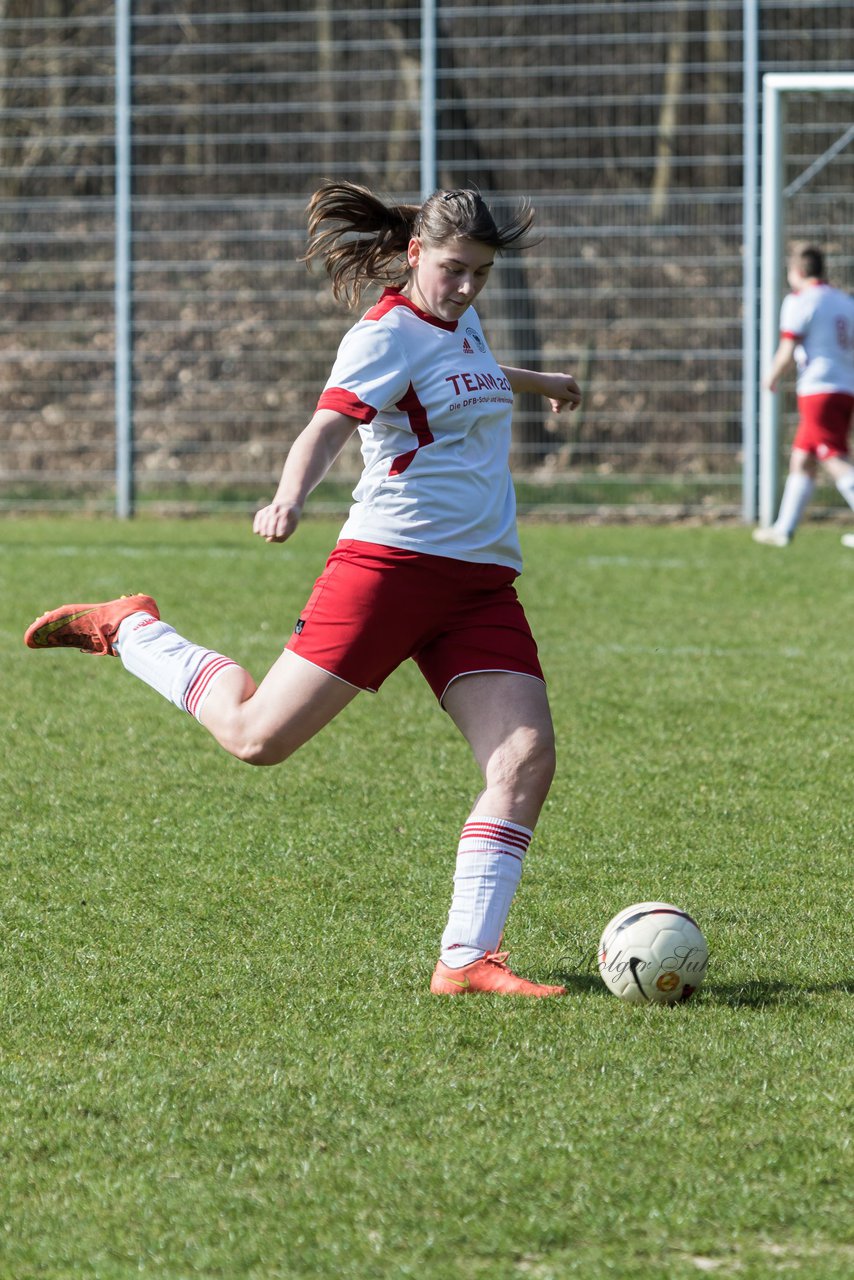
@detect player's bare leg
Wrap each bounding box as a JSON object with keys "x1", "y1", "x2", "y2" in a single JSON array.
[
  {"x1": 197, "y1": 649, "x2": 360, "y2": 765},
  {"x1": 25, "y1": 594, "x2": 360, "y2": 766},
  {"x1": 430, "y1": 671, "x2": 564, "y2": 996},
  {"x1": 442, "y1": 670, "x2": 556, "y2": 829}
]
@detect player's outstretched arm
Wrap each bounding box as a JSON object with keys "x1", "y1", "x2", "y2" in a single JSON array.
[
  {"x1": 253, "y1": 410, "x2": 357, "y2": 543},
  {"x1": 498, "y1": 366, "x2": 582, "y2": 414}
]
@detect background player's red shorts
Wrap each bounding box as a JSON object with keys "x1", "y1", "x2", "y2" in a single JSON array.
[
  {"x1": 793, "y1": 392, "x2": 854, "y2": 460},
  {"x1": 285, "y1": 539, "x2": 544, "y2": 702}
]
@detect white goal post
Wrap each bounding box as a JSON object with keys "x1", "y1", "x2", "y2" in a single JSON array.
[{"x1": 758, "y1": 72, "x2": 854, "y2": 527}]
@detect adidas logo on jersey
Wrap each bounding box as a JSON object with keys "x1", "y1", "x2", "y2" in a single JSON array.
[{"x1": 462, "y1": 337, "x2": 474, "y2": 355}]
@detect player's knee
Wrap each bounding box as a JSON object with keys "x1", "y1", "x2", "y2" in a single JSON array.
[
  {"x1": 231, "y1": 736, "x2": 294, "y2": 767},
  {"x1": 213, "y1": 717, "x2": 293, "y2": 767},
  {"x1": 490, "y1": 725, "x2": 556, "y2": 797},
  {"x1": 234, "y1": 742, "x2": 276, "y2": 767},
  {"x1": 791, "y1": 452, "x2": 816, "y2": 478},
  {"x1": 527, "y1": 730, "x2": 557, "y2": 793}
]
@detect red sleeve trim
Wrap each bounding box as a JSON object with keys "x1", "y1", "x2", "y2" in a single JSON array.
[
  {"x1": 316, "y1": 387, "x2": 378, "y2": 423},
  {"x1": 780, "y1": 331, "x2": 803, "y2": 341}
]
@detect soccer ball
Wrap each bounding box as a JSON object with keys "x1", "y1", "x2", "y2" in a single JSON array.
[{"x1": 598, "y1": 902, "x2": 708, "y2": 1005}]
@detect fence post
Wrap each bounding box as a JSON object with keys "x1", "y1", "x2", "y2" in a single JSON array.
[
  {"x1": 420, "y1": 0, "x2": 437, "y2": 198},
  {"x1": 759, "y1": 76, "x2": 785, "y2": 529},
  {"x1": 741, "y1": 0, "x2": 759, "y2": 523},
  {"x1": 115, "y1": 0, "x2": 133, "y2": 518}
]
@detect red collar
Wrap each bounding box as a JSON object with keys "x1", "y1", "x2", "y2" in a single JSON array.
[{"x1": 365, "y1": 287, "x2": 459, "y2": 332}]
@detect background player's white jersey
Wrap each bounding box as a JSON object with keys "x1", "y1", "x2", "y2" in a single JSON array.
[
  {"x1": 317, "y1": 289, "x2": 523, "y2": 570},
  {"x1": 779, "y1": 283, "x2": 854, "y2": 396}
]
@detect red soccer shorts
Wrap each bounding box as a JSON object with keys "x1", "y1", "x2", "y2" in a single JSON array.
[
  {"x1": 793, "y1": 392, "x2": 854, "y2": 460},
  {"x1": 285, "y1": 539, "x2": 544, "y2": 702}
]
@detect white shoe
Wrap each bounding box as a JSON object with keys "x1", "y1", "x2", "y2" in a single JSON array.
[
  {"x1": 841, "y1": 534, "x2": 854, "y2": 549},
  {"x1": 752, "y1": 527, "x2": 791, "y2": 548}
]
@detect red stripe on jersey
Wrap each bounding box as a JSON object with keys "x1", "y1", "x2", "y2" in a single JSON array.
[
  {"x1": 316, "y1": 387, "x2": 378, "y2": 423},
  {"x1": 389, "y1": 382, "x2": 434, "y2": 476},
  {"x1": 780, "y1": 330, "x2": 803, "y2": 341}
]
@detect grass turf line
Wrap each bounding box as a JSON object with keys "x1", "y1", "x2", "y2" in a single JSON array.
[{"x1": 2, "y1": 517, "x2": 853, "y2": 1279}]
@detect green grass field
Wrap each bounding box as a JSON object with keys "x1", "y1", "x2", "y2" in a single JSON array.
[{"x1": 2, "y1": 516, "x2": 852, "y2": 1279}]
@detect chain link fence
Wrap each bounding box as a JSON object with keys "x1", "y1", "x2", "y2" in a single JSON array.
[{"x1": 1, "y1": 1, "x2": 853, "y2": 516}]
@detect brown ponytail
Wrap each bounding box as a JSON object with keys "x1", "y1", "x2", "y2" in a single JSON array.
[
  {"x1": 303, "y1": 181, "x2": 420, "y2": 306},
  {"x1": 303, "y1": 180, "x2": 537, "y2": 307}
]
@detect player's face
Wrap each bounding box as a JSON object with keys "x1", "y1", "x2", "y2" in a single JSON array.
[
  {"x1": 405, "y1": 236, "x2": 494, "y2": 322},
  {"x1": 787, "y1": 262, "x2": 806, "y2": 292}
]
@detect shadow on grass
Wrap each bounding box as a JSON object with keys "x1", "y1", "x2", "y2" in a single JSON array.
[
  {"x1": 551, "y1": 966, "x2": 854, "y2": 1007},
  {"x1": 553, "y1": 969, "x2": 611, "y2": 996},
  {"x1": 703, "y1": 978, "x2": 854, "y2": 1008}
]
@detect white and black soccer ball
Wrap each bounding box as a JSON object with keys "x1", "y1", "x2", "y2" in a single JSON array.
[{"x1": 598, "y1": 901, "x2": 708, "y2": 1005}]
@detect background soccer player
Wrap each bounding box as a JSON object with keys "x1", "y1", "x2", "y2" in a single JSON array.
[{"x1": 754, "y1": 242, "x2": 854, "y2": 548}]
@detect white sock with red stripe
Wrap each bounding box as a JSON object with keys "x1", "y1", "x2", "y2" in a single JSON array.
[
  {"x1": 439, "y1": 816, "x2": 531, "y2": 968},
  {"x1": 114, "y1": 611, "x2": 238, "y2": 721}
]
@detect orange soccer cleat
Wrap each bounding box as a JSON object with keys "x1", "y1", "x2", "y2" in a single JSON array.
[
  {"x1": 24, "y1": 594, "x2": 160, "y2": 657},
  {"x1": 430, "y1": 949, "x2": 566, "y2": 998}
]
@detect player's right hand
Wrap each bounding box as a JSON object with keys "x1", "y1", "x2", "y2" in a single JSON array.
[{"x1": 253, "y1": 500, "x2": 302, "y2": 543}]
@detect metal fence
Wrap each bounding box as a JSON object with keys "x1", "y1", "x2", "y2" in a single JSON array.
[{"x1": 1, "y1": 1, "x2": 853, "y2": 517}]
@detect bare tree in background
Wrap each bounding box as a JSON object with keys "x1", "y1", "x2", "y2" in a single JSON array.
[
  {"x1": 382, "y1": 18, "x2": 420, "y2": 188},
  {"x1": 316, "y1": 0, "x2": 337, "y2": 175},
  {"x1": 650, "y1": 0, "x2": 690, "y2": 222},
  {"x1": 705, "y1": 1, "x2": 730, "y2": 189}
]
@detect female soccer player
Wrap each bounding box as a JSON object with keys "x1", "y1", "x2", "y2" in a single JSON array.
[{"x1": 26, "y1": 181, "x2": 581, "y2": 997}]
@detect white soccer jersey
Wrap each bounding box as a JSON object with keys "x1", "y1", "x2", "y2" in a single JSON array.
[
  {"x1": 779, "y1": 283, "x2": 854, "y2": 395},
  {"x1": 317, "y1": 288, "x2": 523, "y2": 570}
]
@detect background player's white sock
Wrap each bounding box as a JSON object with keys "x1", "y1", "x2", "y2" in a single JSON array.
[
  {"x1": 774, "y1": 473, "x2": 814, "y2": 536},
  {"x1": 439, "y1": 816, "x2": 531, "y2": 968},
  {"x1": 834, "y1": 470, "x2": 854, "y2": 512},
  {"x1": 115, "y1": 611, "x2": 238, "y2": 721}
]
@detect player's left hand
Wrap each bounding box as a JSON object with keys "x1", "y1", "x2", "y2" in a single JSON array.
[{"x1": 541, "y1": 373, "x2": 582, "y2": 414}]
